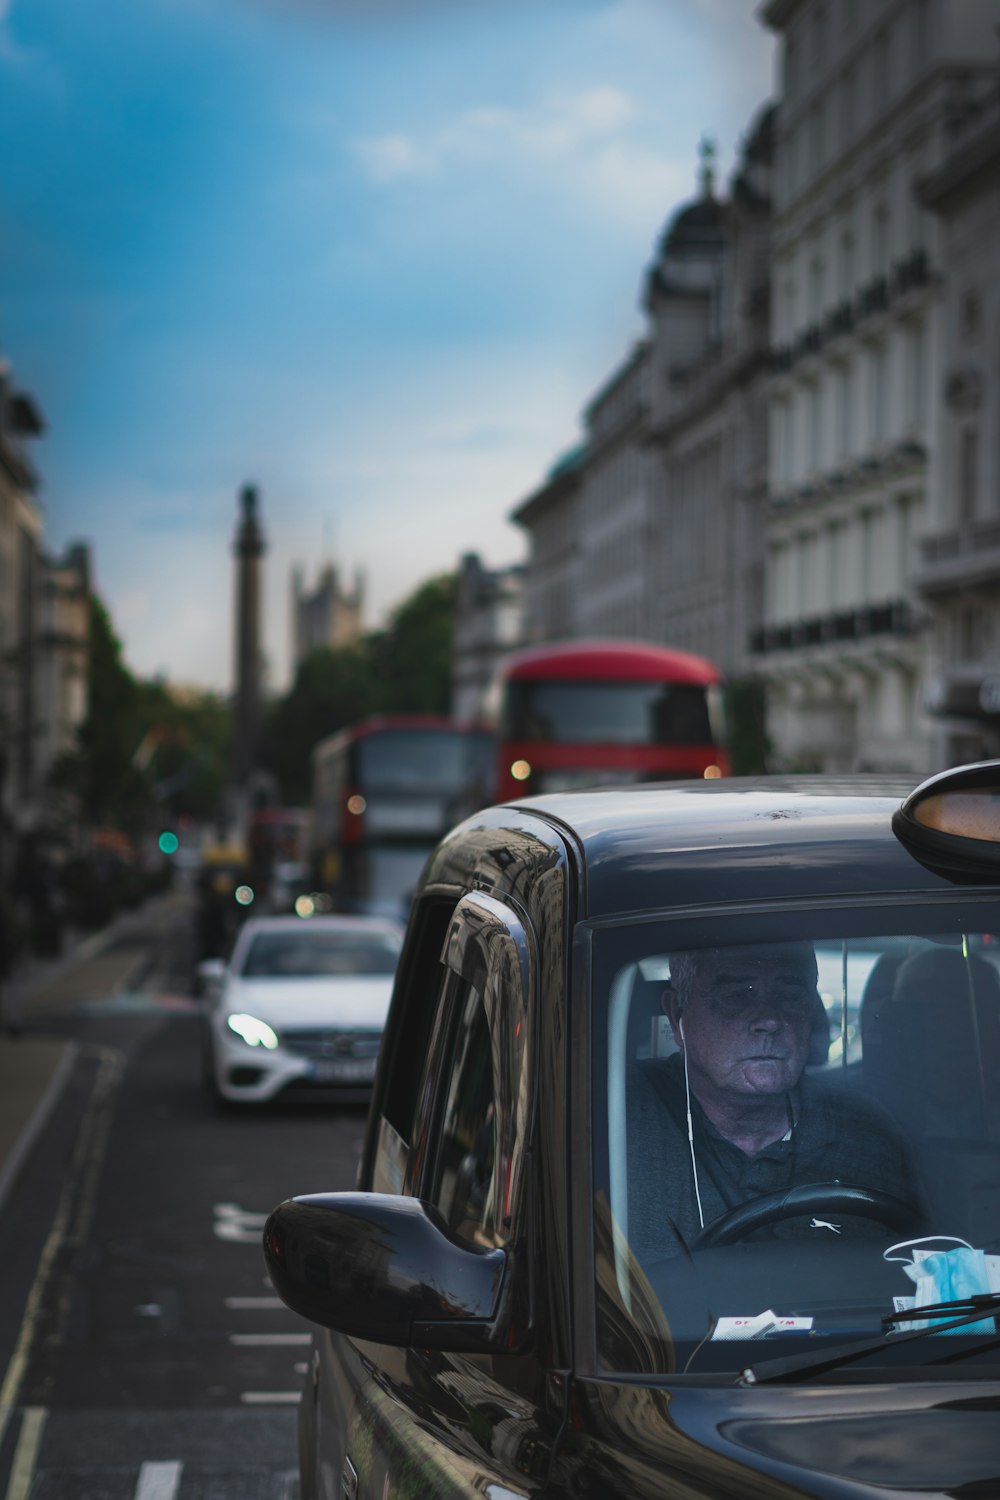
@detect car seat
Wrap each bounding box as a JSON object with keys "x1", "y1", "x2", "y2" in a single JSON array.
[{"x1": 864, "y1": 946, "x2": 1000, "y2": 1242}]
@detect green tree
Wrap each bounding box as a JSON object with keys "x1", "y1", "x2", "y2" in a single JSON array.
[
  {"x1": 71, "y1": 595, "x2": 150, "y2": 830},
  {"x1": 133, "y1": 678, "x2": 231, "y2": 822},
  {"x1": 367, "y1": 572, "x2": 457, "y2": 715},
  {"x1": 261, "y1": 571, "x2": 459, "y2": 805},
  {"x1": 263, "y1": 644, "x2": 377, "y2": 804},
  {"x1": 725, "y1": 676, "x2": 772, "y2": 776}
]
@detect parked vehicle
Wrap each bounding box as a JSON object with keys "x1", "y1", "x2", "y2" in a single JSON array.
[
  {"x1": 265, "y1": 761, "x2": 1000, "y2": 1498},
  {"x1": 201, "y1": 912, "x2": 403, "y2": 1105}
]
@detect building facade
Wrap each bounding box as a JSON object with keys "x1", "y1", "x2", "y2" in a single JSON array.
[
  {"x1": 647, "y1": 119, "x2": 773, "y2": 680},
  {"x1": 35, "y1": 542, "x2": 91, "y2": 798},
  {"x1": 0, "y1": 362, "x2": 45, "y2": 844},
  {"x1": 512, "y1": 341, "x2": 656, "y2": 646},
  {"x1": 450, "y1": 552, "x2": 526, "y2": 722},
  {"x1": 512, "y1": 120, "x2": 773, "y2": 705},
  {"x1": 757, "y1": 0, "x2": 1000, "y2": 772},
  {"x1": 291, "y1": 560, "x2": 365, "y2": 672},
  {"x1": 916, "y1": 70, "x2": 1000, "y2": 764}
]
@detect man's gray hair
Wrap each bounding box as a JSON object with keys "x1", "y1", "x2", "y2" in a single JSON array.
[{"x1": 668, "y1": 943, "x2": 818, "y2": 1012}]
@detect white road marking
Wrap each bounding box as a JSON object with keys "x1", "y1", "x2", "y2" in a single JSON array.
[
  {"x1": 134, "y1": 1460, "x2": 182, "y2": 1500},
  {"x1": 5, "y1": 1406, "x2": 47, "y2": 1500},
  {"x1": 213, "y1": 1203, "x2": 270, "y2": 1243},
  {"x1": 230, "y1": 1333, "x2": 312, "y2": 1346},
  {"x1": 224, "y1": 1296, "x2": 284, "y2": 1309},
  {"x1": 0, "y1": 1049, "x2": 123, "y2": 1451},
  {"x1": 240, "y1": 1391, "x2": 301, "y2": 1404}
]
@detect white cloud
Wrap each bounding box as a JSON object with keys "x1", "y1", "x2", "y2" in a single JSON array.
[
  {"x1": 353, "y1": 131, "x2": 431, "y2": 184},
  {"x1": 352, "y1": 85, "x2": 642, "y2": 182}
]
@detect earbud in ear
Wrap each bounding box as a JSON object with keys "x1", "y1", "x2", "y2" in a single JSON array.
[{"x1": 679, "y1": 1018, "x2": 686, "y2": 1043}]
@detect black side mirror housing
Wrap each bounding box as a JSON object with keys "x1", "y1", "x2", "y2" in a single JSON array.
[{"x1": 263, "y1": 1191, "x2": 509, "y2": 1352}]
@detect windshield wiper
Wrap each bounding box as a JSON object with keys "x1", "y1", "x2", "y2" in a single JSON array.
[
  {"x1": 881, "y1": 1294, "x2": 1000, "y2": 1328},
  {"x1": 739, "y1": 1293, "x2": 1000, "y2": 1386}
]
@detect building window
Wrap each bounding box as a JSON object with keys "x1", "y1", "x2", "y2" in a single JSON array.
[
  {"x1": 808, "y1": 255, "x2": 824, "y2": 321},
  {"x1": 905, "y1": 320, "x2": 926, "y2": 433},
  {"x1": 807, "y1": 382, "x2": 822, "y2": 476},
  {"x1": 838, "y1": 227, "x2": 854, "y2": 300},
  {"x1": 873, "y1": 203, "x2": 890, "y2": 277},
  {"x1": 959, "y1": 427, "x2": 979, "y2": 522},
  {"x1": 873, "y1": 31, "x2": 890, "y2": 115},
  {"x1": 954, "y1": 604, "x2": 988, "y2": 664},
  {"x1": 838, "y1": 67, "x2": 854, "y2": 149},
  {"x1": 960, "y1": 290, "x2": 981, "y2": 341},
  {"x1": 828, "y1": 521, "x2": 846, "y2": 609},
  {"x1": 869, "y1": 343, "x2": 887, "y2": 448},
  {"x1": 835, "y1": 361, "x2": 853, "y2": 460}
]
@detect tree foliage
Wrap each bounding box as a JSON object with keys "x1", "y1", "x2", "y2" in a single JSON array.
[
  {"x1": 50, "y1": 570, "x2": 458, "y2": 829},
  {"x1": 263, "y1": 572, "x2": 457, "y2": 805},
  {"x1": 367, "y1": 573, "x2": 457, "y2": 715},
  {"x1": 50, "y1": 594, "x2": 232, "y2": 833},
  {"x1": 262, "y1": 644, "x2": 377, "y2": 805}
]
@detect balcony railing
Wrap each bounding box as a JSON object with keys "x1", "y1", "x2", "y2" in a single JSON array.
[
  {"x1": 749, "y1": 599, "x2": 916, "y2": 655},
  {"x1": 920, "y1": 514, "x2": 1000, "y2": 566},
  {"x1": 770, "y1": 251, "x2": 931, "y2": 374}
]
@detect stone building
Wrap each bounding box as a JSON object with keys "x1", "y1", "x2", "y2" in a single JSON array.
[
  {"x1": 451, "y1": 552, "x2": 526, "y2": 722},
  {"x1": 512, "y1": 342, "x2": 654, "y2": 645},
  {"x1": 512, "y1": 119, "x2": 773, "y2": 705},
  {"x1": 916, "y1": 68, "x2": 1000, "y2": 764},
  {"x1": 756, "y1": 0, "x2": 1000, "y2": 773},
  {"x1": 35, "y1": 541, "x2": 91, "y2": 795},
  {"x1": 647, "y1": 118, "x2": 773, "y2": 678},
  {"x1": 291, "y1": 560, "x2": 365, "y2": 672},
  {"x1": 0, "y1": 362, "x2": 45, "y2": 843}
]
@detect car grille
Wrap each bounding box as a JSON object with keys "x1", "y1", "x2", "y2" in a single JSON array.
[{"x1": 281, "y1": 1028, "x2": 382, "y2": 1061}]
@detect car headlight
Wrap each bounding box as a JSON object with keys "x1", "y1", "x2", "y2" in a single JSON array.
[{"x1": 226, "y1": 1013, "x2": 280, "y2": 1049}]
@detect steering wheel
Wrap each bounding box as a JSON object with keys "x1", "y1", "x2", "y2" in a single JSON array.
[{"x1": 689, "y1": 1181, "x2": 923, "y2": 1251}]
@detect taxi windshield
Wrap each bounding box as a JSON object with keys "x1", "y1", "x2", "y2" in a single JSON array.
[{"x1": 592, "y1": 899, "x2": 1000, "y2": 1378}]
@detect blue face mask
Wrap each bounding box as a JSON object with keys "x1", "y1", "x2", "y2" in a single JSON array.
[{"x1": 886, "y1": 1237, "x2": 994, "y2": 1335}]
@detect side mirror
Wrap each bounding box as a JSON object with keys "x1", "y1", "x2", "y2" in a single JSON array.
[
  {"x1": 263, "y1": 1192, "x2": 509, "y2": 1352},
  {"x1": 893, "y1": 760, "x2": 1000, "y2": 883},
  {"x1": 196, "y1": 958, "x2": 226, "y2": 996}
]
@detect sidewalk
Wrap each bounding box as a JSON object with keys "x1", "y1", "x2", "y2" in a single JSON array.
[{"x1": 0, "y1": 888, "x2": 191, "y2": 1208}]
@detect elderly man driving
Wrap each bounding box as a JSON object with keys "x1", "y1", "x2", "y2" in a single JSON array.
[{"x1": 627, "y1": 942, "x2": 926, "y2": 1254}]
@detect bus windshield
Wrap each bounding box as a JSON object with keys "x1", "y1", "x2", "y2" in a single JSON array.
[
  {"x1": 503, "y1": 679, "x2": 713, "y2": 746},
  {"x1": 357, "y1": 728, "x2": 493, "y2": 793}
]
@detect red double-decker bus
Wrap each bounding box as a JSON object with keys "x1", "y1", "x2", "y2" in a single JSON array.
[
  {"x1": 309, "y1": 716, "x2": 495, "y2": 919},
  {"x1": 492, "y1": 640, "x2": 728, "y2": 800}
]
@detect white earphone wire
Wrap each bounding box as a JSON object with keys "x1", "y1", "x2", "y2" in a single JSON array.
[{"x1": 681, "y1": 1018, "x2": 705, "y2": 1229}]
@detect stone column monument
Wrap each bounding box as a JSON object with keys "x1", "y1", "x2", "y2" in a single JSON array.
[{"x1": 232, "y1": 483, "x2": 265, "y2": 789}]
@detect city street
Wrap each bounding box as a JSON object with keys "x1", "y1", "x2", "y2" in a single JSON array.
[{"x1": 0, "y1": 886, "x2": 368, "y2": 1499}]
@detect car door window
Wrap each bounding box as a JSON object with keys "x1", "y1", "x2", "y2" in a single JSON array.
[{"x1": 431, "y1": 979, "x2": 498, "y2": 1247}]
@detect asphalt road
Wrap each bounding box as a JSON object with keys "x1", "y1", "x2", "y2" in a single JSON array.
[{"x1": 0, "y1": 885, "x2": 370, "y2": 1499}]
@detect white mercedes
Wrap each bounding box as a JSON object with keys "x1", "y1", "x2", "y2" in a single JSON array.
[{"x1": 200, "y1": 913, "x2": 403, "y2": 1105}]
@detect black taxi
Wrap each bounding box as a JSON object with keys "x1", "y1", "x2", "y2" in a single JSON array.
[{"x1": 265, "y1": 762, "x2": 1000, "y2": 1499}]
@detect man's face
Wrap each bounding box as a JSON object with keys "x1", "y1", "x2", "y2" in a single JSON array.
[{"x1": 670, "y1": 945, "x2": 817, "y2": 1105}]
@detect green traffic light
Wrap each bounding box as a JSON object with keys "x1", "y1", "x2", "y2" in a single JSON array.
[{"x1": 159, "y1": 831, "x2": 179, "y2": 855}]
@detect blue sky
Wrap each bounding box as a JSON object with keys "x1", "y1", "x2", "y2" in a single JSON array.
[{"x1": 0, "y1": 0, "x2": 774, "y2": 692}]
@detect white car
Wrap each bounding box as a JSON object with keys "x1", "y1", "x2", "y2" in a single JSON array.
[{"x1": 200, "y1": 913, "x2": 403, "y2": 1105}]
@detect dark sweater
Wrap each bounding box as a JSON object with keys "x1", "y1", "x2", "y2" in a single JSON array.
[{"x1": 625, "y1": 1053, "x2": 926, "y2": 1258}]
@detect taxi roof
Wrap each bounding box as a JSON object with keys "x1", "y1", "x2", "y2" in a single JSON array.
[{"x1": 504, "y1": 777, "x2": 1000, "y2": 919}]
